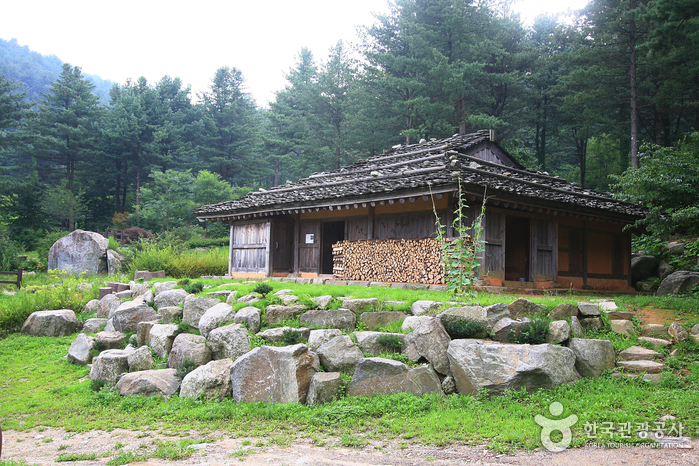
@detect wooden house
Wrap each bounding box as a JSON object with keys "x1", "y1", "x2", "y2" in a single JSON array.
[{"x1": 194, "y1": 130, "x2": 646, "y2": 292}]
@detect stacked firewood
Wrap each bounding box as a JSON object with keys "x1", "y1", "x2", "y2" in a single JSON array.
[{"x1": 333, "y1": 238, "x2": 445, "y2": 284}]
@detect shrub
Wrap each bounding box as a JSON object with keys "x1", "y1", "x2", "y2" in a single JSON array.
[
  {"x1": 253, "y1": 282, "x2": 274, "y2": 298},
  {"x1": 443, "y1": 320, "x2": 486, "y2": 339},
  {"x1": 282, "y1": 329, "x2": 303, "y2": 345},
  {"x1": 122, "y1": 227, "x2": 155, "y2": 243},
  {"x1": 90, "y1": 379, "x2": 107, "y2": 392},
  {"x1": 128, "y1": 244, "x2": 227, "y2": 278},
  {"x1": 175, "y1": 359, "x2": 196, "y2": 380},
  {"x1": 184, "y1": 282, "x2": 204, "y2": 294},
  {"x1": 176, "y1": 321, "x2": 199, "y2": 336},
  {"x1": 376, "y1": 334, "x2": 404, "y2": 352},
  {"x1": 32, "y1": 229, "x2": 69, "y2": 262},
  {"x1": 513, "y1": 318, "x2": 550, "y2": 344}
]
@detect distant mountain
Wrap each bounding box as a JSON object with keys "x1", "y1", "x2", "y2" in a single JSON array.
[{"x1": 0, "y1": 38, "x2": 114, "y2": 105}]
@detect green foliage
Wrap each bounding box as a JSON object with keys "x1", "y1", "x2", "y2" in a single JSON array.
[
  {"x1": 90, "y1": 379, "x2": 107, "y2": 392},
  {"x1": 128, "y1": 243, "x2": 227, "y2": 278},
  {"x1": 107, "y1": 451, "x2": 149, "y2": 466},
  {"x1": 56, "y1": 453, "x2": 98, "y2": 462},
  {"x1": 281, "y1": 329, "x2": 303, "y2": 345},
  {"x1": 151, "y1": 439, "x2": 194, "y2": 461},
  {"x1": 513, "y1": 318, "x2": 550, "y2": 345},
  {"x1": 443, "y1": 320, "x2": 485, "y2": 339},
  {"x1": 184, "y1": 282, "x2": 204, "y2": 294},
  {"x1": 376, "y1": 334, "x2": 404, "y2": 352},
  {"x1": 0, "y1": 228, "x2": 23, "y2": 271},
  {"x1": 176, "y1": 321, "x2": 199, "y2": 336},
  {"x1": 253, "y1": 282, "x2": 274, "y2": 297},
  {"x1": 107, "y1": 236, "x2": 121, "y2": 252},
  {"x1": 175, "y1": 359, "x2": 196, "y2": 380},
  {"x1": 33, "y1": 230, "x2": 69, "y2": 263},
  {"x1": 185, "y1": 236, "x2": 229, "y2": 249}
]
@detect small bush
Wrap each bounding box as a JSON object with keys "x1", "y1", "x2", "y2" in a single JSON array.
[
  {"x1": 253, "y1": 282, "x2": 274, "y2": 297},
  {"x1": 175, "y1": 359, "x2": 196, "y2": 380},
  {"x1": 184, "y1": 282, "x2": 204, "y2": 294},
  {"x1": 443, "y1": 320, "x2": 486, "y2": 339},
  {"x1": 513, "y1": 318, "x2": 550, "y2": 344},
  {"x1": 282, "y1": 329, "x2": 303, "y2": 345},
  {"x1": 176, "y1": 321, "x2": 199, "y2": 336},
  {"x1": 90, "y1": 379, "x2": 107, "y2": 392},
  {"x1": 376, "y1": 334, "x2": 404, "y2": 352}
]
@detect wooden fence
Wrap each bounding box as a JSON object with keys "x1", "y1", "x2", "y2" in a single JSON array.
[
  {"x1": 0, "y1": 268, "x2": 23, "y2": 289},
  {"x1": 101, "y1": 230, "x2": 126, "y2": 244}
]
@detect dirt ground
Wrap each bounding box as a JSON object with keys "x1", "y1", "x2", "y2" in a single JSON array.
[{"x1": 1, "y1": 428, "x2": 696, "y2": 466}]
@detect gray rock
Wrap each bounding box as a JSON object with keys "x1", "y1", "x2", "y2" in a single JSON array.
[
  {"x1": 668, "y1": 322, "x2": 689, "y2": 342},
  {"x1": 403, "y1": 316, "x2": 451, "y2": 375},
  {"x1": 439, "y1": 306, "x2": 488, "y2": 329},
  {"x1": 148, "y1": 324, "x2": 179, "y2": 359},
  {"x1": 127, "y1": 345, "x2": 155, "y2": 371},
  {"x1": 548, "y1": 303, "x2": 578, "y2": 320},
  {"x1": 354, "y1": 331, "x2": 405, "y2": 355},
  {"x1": 667, "y1": 241, "x2": 685, "y2": 254},
  {"x1": 116, "y1": 369, "x2": 180, "y2": 397},
  {"x1": 447, "y1": 341, "x2": 580, "y2": 395},
  {"x1": 300, "y1": 309, "x2": 356, "y2": 331},
  {"x1": 266, "y1": 304, "x2": 307, "y2": 325},
  {"x1": 546, "y1": 320, "x2": 571, "y2": 344},
  {"x1": 82, "y1": 318, "x2": 108, "y2": 334},
  {"x1": 580, "y1": 317, "x2": 603, "y2": 331},
  {"x1": 638, "y1": 336, "x2": 672, "y2": 349},
  {"x1": 597, "y1": 301, "x2": 619, "y2": 312},
  {"x1": 691, "y1": 323, "x2": 699, "y2": 335},
  {"x1": 610, "y1": 320, "x2": 635, "y2": 336},
  {"x1": 142, "y1": 289, "x2": 154, "y2": 305},
  {"x1": 180, "y1": 359, "x2": 233, "y2": 400},
  {"x1": 631, "y1": 255, "x2": 659, "y2": 284},
  {"x1": 314, "y1": 295, "x2": 334, "y2": 310},
  {"x1": 508, "y1": 298, "x2": 545, "y2": 318},
  {"x1": 577, "y1": 302, "x2": 601, "y2": 317},
  {"x1": 181, "y1": 296, "x2": 221, "y2": 328},
  {"x1": 407, "y1": 364, "x2": 443, "y2": 396},
  {"x1": 306, "y1": 372, "x2": 341, "y2": 405},
  {"x1": 206, "y1": 324, "x2": 250, "y2": 361},
  {"x1": 230, "y1": 344, "x2": 316, "y2": 403},
  {"x1": 256, "y1": 327, "x2": 311, "y2": 344},
  {"x1": 568, "y1": 338, "x2": 615, "y2": 377},
  {"x1": 236, "y1": 294, "x2": 261, "y2": 304},
  {"x1": 618, "y1": 345, "x2": 662, "y2": 361},
  {"x1": 347, "y1": 358, "x2": 409, "y2": 397},
  {"x1": 233, "y1": 306, "x2": 261, "y2": 333},
  {"x1": 109, "y1": 302, "x2": 158, "y2": 333},
  {"x1": 130, "y1": 283, "x2": 149, "y2": 298},
  {"x1": 411, "y1": 300, "x2": 441, "y2": 316},
  {"x1": 657, "y1": 271, "x2": 699, "y2": 296},
  {"x1": 95, "y1": 331, "x2": 128, "y2": 350},
  {"x1": 402, "y1": 315, "x2": 430, "y2": 332},
  {"x1": 485, "y1": 303, "x2": 511, "y2": 330},
  {"x1": 206, "y1": 290, "x2": 233, "y2": 299},
  {"x1": 97, "y1": 294, "x2": 121, "y2": 318},
  {"x1": 168, "y1": 333, "x2": 211, "y2": 369},
  {"x1": 158, "y1": 306, "x2": 183, "y2": 324},
  {"x1": 153, "y1": 281, "x2": 178, "y2": 296},
  {"x1": 48, "y1": 230, "x2": 108, "y2": 274},
  {"x1": 491, "y1": 317, "x2": 521, "y2": 343},
  {"x1": 341, "y1": 298, "x2": 379, "y2": 315},
  {"x1": 21, "y1": 309, "x2": 78, "y2": 337},
  {"x1": 570, "y1": 316, "x2": 584, "y2": 337},
  {"x1": 84, "y1": 299, "x2": 100, "y2": 314},
  {"x1": 67, "y1": 333, "x2": 96, "y2": 365},
  {"x1": 642, "y1": 324, "x2": 669, "y2": 336},
  {"x1": 90, "y1": 349, "x2": 131, "y2": 386},
  {"x1": 198, "y1": 303, "x2": 236, "y2": 338},
  {"x1": 154, "y1": 288, "x2": 190, "y2": 309},
  {"x1": 359, "y1": 311, "x2": 406, "y2": 330},
  {"x1": 316, "y1": 335, "x2": 364, "y2": 372},
  {"x1": 307, "y1": 329, "x2": 343, "y2": 351},
  {"x1": 442, "y1": 375, "x2": 456, "y2": 395},
  {"x1": 273, "y1": 289, "x2": 294, "y2": 297},
  {"x1": 605, "y1": 310, "x2": 633, "y2": 320},
  {"x1": 658, "y1": 261, "x2": 673, "y2": 281},
  {"x1": 225, "y1": 291, "x2": 239, "y2": 305},
  {"x1": 282, "y1": 295, "x2": 299, "y2": 305},
  {"x1": 114, "y1": 290, "x2": 132, "y2": 299},
  {"x1": 616, "y1": 360, "x2": 665, "y2": 373},
  {"x1": 136, "y1": 320, "x2": 158, "y2": 347}
]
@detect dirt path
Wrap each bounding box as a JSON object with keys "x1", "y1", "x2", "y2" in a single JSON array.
[{"x1": 1, "y1": 428, "x2": 696, "y2": 466}]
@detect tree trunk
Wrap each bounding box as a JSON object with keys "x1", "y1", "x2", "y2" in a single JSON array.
[{"x1": 629, "y1": 21, "x2": 639, "y2": 168}]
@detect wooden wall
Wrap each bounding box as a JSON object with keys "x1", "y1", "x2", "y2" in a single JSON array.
[{"x1": 230, "y1": 221, "x2": 270, "y2": 274}]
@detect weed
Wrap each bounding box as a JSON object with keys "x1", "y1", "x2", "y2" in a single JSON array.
[
  {"x1": 107, "y1": 451, "x2": 148, "y2": 466},
  {"x1": 282, "y1": 329, "x2": 303, "y2": 345},
  {"x1": 340, "y1": 434, "x2": 367, "y2": 448},
  {"x1": 90, "y1": 379, "x2": 107, "y2": 392},
  {"x1": 241, "y1": 440, "x2": 252, "y2": 446},
  {"x1": 56, "y1": 453, "x2": 98, "y2": 462},
  {"x1": 57, "y1": 444, "x2": 69, "y2": 451},
  {"x1": 376, "y1": 334, "x2": 404, "y2": 352},
  {"x1": 513, "y1": 318, "x2": 550, "y2": 344},
  {"x1": 230, "y1": 447, "x2": 254, "y2": 461},
  {"x1": 175, "y1": 359, "x2": 196, "y2": 380},
  {"x1": 42, "y1": 437, "x2": 53, "y2": 443},
  {"x1": 114, "y1": 442, "x2": 125, "y2": 450},
  {"x1": 176, "y1": 321, "x2": 200, "y2": 336},
  {"x1": 152, "y1": 439, "x2": 193, "y2": 460},
  {"x1": 443, "y1": 320, "x2": 485, "y2": 339}
]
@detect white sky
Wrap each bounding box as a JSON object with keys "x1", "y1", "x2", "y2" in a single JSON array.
[{"x1": 0, "y1": 0, "x2": 589, "y2": 107}]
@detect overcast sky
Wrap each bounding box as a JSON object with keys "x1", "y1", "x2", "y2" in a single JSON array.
[{"x1": 1, "y1": 0, "x2": 589, "y2": 106}]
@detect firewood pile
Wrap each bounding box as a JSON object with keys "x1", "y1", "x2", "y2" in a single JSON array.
[{"x1": 332, "y1": 237, "x2": 447, "y2": 284}]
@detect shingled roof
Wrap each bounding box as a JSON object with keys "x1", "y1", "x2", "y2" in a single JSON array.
[{"x1": 194, "y1": 130, "x2": 646, "y2": 222}]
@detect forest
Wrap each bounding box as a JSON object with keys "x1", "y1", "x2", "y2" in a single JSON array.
[{"x1": 1, "y1": 0, "x2": 698, "y2": 257}]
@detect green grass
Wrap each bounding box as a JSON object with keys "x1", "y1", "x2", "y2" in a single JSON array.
[
  {"x1": 56, "y1": 452, "x2": 98, "y2": 462},
  {"x1": 1, "y1": 334, "x2": 697, "y2": 453},
  {"x1": 128, "y1": 245, "x2": 228, "y2": 278}
]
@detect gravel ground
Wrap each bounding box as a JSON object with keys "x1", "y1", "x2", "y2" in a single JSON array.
[{"x1": 1, "y1": 428, "x2": 696, "y2": 466}]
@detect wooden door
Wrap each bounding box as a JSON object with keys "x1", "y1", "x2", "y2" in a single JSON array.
[
  {"x1": 230, "y1": 221, "x2": 270, "y2": 274},
  {"x1": 299, "y1": 222, "x2": 321, "y2": 273},
  {"x1": 530, "y1": 218, "x2": 557, "y2": 280},
  {"x1": 481, "y1": 211, "x2": 505, "y2": 278},
  {"x1": 272, "y1": 220, "x2": 293, "y2": 272}
]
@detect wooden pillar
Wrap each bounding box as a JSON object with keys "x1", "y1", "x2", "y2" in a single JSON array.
[
  {"x1": 293, "y1": 214, "x2": 300, "y2": 275},
  {"x1": 367, "y1": 206, "x2": 375, "y2": 239},
  {"x1": 627, "y1": 229, "x2": 633, "y2": 289},
  {"x1": 582, "y1": 219, "x2": 589, "y2": 287},
  {"x1": 228, "y1": 223, "x2": 234, "y2": 276},
  {"x1": 266, "y1": 220, "x2": 273, "y2": 277},
  {"x1": 446, "y1": 192, "x2": 454, "y2": 237}
]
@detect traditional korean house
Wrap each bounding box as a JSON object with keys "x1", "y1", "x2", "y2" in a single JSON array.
[{"x1": 194, "y1": 130, "x2": 646, "y2": 292}]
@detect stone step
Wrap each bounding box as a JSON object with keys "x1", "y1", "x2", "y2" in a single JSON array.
[
  {"x1": 616, "y1": 359, "x2": 664, "y2": 373},
  {"x1": 617, "y1": 345, "x2": 663, "y2": 361},
  {"x1": 637, "y1": 336, "x2": 672, "y2": 349}
]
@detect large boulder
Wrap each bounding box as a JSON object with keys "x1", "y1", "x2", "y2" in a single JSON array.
[
  {"x1": 306, "y1": 372, "x2": 341, "y2": 405},
  {"x1": 631, "y1": 255, "x2": 659, "y2": 284},
  {"x1": 94, "y1": 331, "x2": 127, "y2": 350},
  {"x1": 411, "y1": 300, "x2": 441, "y2": 316},
  {"x1": 89, "y1": 349, "x2": 131, "y2": 386},
  {"x1": 403, "y1": 316, "x2": 451, "y2": 375},
  {"x1": 116, "y1": 369, "x2": 180, "y2": 397},
  {"x1": 354, "y1": 331, "x2": 406, "y2": 356},
  {"x1": 107, "y1": 249, "x2": 126, "y2": 275},
  {"x1": 548, "y1": 303, "x2": 578, "y2": 320},
  {"x1": 153, "y1": 281, "x2": 178, "y2": 296},
  {"x1": 657, "y1": 271, "x2": 699, "y2": 296},
  {"x1": 182, "y1": 296, "x2": 221, "y2": 328},
  {"x1": 402, "y1": 315, "x2": 430, "y2": 332},
  {"x1": 485, "y1": 303, "x2": 511, "y2": 330},
  {"x1": 568, "y1": 338, "x2": 615, "y2": 378},
  {"x1": 180, "y1": 359, "x2": 234, "y2": 400},
  {"x1": 109, "y1": 302, "x2": 157, "y2": 333},
  {"x1": 618, "y1": 345, "x2": 662, "y2": 361},
  {"x1": 307, "y1": 329, "x2": 343, "y2": 351},
  {"x1": 206, "y1": 324, "x2": 250, "y2": 361},
  {"x1": 158, "y1": 306, "x2": 183, "y2": 324},
  {"x1": 148, "y1": 324, "x2": 178, "y2": 359},
  {"x1": 266, "y1": 304, "x2": 307, "y2": 326},
  {"x1": 359, "y1": 311, "x2": 406, "y2": 330},
  {"x1": 155, "y1": 289, "x2": 190, "y2": 309},
  {"x1": 67, "y1": 333, "x2": 96, "y2": 365},
  {"x1": 668, "y1": 322, "x2": 689, "y2": 342},
  {"x1": 233, "y1": 306, "x2": 261, "y2": 333},
  {"x1": 198, "y1": 303, "x2": 236, "y2": 338},
  {"x1": 256, "y1": 327, "x2": 311, "y2": 344},
  {"x1": 317, "y1": 335, "x2": 364, "y2": 372},
  {"x1": 300, "y1": 309, "x2": 356, "y2": 331},
  {"x1": 447, "y1": 341, "x2": 580, "y2": 395},
  {"x1": 97, "y1": 294, "x2": 121, "y2": 318},
  {"x1": 168, "y1": 333, "x2": 212, "y2": 369},
  {"x1": 546, "y1": 320, "x2": 571, "y2": 344},
  {"x1": 508, "y1": 298, "x2": 545, "y2": 318},
  {"x1": 136, "y1": 320, "x2": 158, "y2": 347},
  {"x1": 577, "y1": 302, "x2": 601, "y2": 317},
  {"x1": 341, "y1": 298, "x2": 379, "y2": 315},
  {"x1": 347, "y1": 358, "x2": 441, "y2": 397},
  {"x1": 127, "y1": 345, "x2": 155, "y2": 372},
  {"x1": 48, "y1": 230, "x2": 108, "y2": 274},
  {"x1": 82, "y1": 318, "x2": 108, "y2": 334},
  {"x1": 229, "y1": 344, "x2": 317, "y2": 403},
  {"x1": 21, "y1": 309, "x2": 78, "y2": 337}
]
